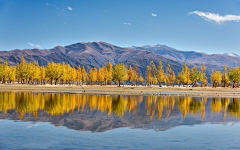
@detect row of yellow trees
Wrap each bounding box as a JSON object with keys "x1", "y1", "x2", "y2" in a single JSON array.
[
  {"x1": 0, "y1": 92, "x2": 239, "y2": 120},
  {"x1": 0, "y1": 56, "x2": 239, "y2": 87},
  {"x1": 0, "y1": 56, "x2": 142, "y2": 86},
  {"x1": 146, "y1": 61, "x2": 240, "y2": 88},
  {"x1": 145, "y1": 61, "x2": 207, "y2": 86}
]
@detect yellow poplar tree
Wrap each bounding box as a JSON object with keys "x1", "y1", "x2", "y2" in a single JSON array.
[
  {"x1": 92, "y1": 68, "x2": 98, "y2": 84},
  {"x1": 87, "y1": 69, "x2": 93, "y2": 84},
  {"x1": 200, "y1": 63, "x2": 207, "y2": 86},
  {"x1": 81, "y1": 66, "x2": 87, "y2": 83},
  {"x1": 76, "y1": 65, "x2": 82, "y2": 85},
  {"x1": 156, "y1": 61, "x2": 165, "y2": 87},
  {"x1": 176, "y1": 62, "x2": 191, "y2": 86},
  {"x1": 228, "y1": 66, "x2": 240, "y2": 88},
  {"x1": 145, "y1": 65, "x2": 152, "y2": 85},
  {"x1": 210, "y1": 70, "x2": 222, "y2": 88},
  {"x1": 133, "y1": 64, "x2": 138, "y2": 86},
  {"x1": 70, "y1": 64, "x2": 77, "y2": 85},
  {"x1": 152, "y1": 76, "x2": 158, "y2": 85},
  {"x1": 127, "y1": 65, "x2": 134, "y2": 84},
  {"x1": 106, "y1": 62, "x2": 113, "y2": 84},
  {"x1": 9, "y1": 66, "x2": 16, "y2": 83},
  {"x1": 139, "y1": 75, "x2": 143, "y2": 85},
  {"x1": 222, "y1": 64, "x2": 229, "y2": 87},
  {"x1": 97, "y1": 67, "x2": 105, "y2": 85},
  {"x1": 16, "y1": 56, "x2": 29, "y2": 83},
  {"x1": 170, "y1": 71, "x2": 175, "y2": 86},
  {"x1": 39, "y1": 66, "x2": 45, "y2": 85},
  {"x1": 166, "y1": 64, "x2": 172, "y2": 86},
  {"x1": 33, "y1": 61, "x2": 40, "y2": 84}
]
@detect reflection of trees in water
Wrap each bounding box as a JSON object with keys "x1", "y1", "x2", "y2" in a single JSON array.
[
  {"x1": 0, "y1": 91, "x2": 240, "y2": 120},
  {"x1": 177, "y1": 97, "x2": 192, "y2": 119},
  {"x1": 190, "y1": 98, "x2": 203, "y2": 116},
  {"x1": 210, "y1": 98, "x2": 222, "y2": 113},
  {"x1": 227, "y1": 98, "x2": 240, "y2": 118},
  {"x1": 221, "y1": 98, "x2": 230, "y2": 120},
  {"x1": 210, "y1": 97, "x2": 231, "y2": 120},
  {"x1": 145, "y1": 96, "x2": 175, "y2": 120}
]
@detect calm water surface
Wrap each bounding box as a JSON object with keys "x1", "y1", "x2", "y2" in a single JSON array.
[{"x1": 0, "y1": 91, "x2": 240, "y2": 149}]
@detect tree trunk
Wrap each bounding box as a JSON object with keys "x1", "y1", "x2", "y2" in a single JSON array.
[
  {"x1": 51, "y1": 79, "x2": 53, "y2": 85},
  {"x1": 55, "y1": 79, "x2": 58, "y2": 85},
  {"x1": 119, "y1": 80, "x2": 121, "y2": 87}
]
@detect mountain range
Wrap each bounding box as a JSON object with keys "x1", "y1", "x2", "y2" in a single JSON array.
[
  {"x1": 1, "y1": 42, "x2": 240, "y2": 79},
  {"x1": 131, "y1": 44, "x2": 240, "y2": 67}
]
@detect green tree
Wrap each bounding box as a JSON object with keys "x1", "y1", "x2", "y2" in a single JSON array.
[
  {"x1": 190, "y1": 66, "x2": 203, "y2": 87},
  {"x1": 112, "y1": 63, "x2": 127, "y2": 86},
  {"x1": 228, "y1": 66, "x2": 240, "y2": 88}
]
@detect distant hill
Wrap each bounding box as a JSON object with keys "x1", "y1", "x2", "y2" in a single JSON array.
[
  {"x1": 0, "y1": 42, "x2": 230, "y2": 79},
  {"x1": 131, "y1": 44, "x2": 240, "y2": 68}
]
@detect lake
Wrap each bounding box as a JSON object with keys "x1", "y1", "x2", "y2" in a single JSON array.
[{"x1": 0, "y1": 91, "x2": 240, "y2": 149}]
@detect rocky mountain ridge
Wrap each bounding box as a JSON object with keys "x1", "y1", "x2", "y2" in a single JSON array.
[
  {"x1": 0, "y1": 42, "x2": 238, "y2": 78},
  {"x1": 131, "y1": 44, "x2": 240, "y2": 67}
]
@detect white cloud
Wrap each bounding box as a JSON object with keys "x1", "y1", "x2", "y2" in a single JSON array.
[
  {"x1": 151, "y1": 13, "x2": 157, "y2": 17},
  {"x1": 67, "y1": 6, "x2": 73, "y2": 10},
  {"x1": 124, "y1": 22, "x2": 131, "y2": 25},
  {"x1": 28, "y1": 43, "x2": 35, "y2": 46},
  {"x1": 28, "y1": 43, "x2": 41, "y2": 48},
  {"x1": 45, "y1": 3, "x2": 49, "y2": 6},
  {"x1": 189, "y1": 11, "x2": 240, "y2": 23}
]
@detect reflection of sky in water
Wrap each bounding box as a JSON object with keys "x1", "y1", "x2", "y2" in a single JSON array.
[{"x1": 1, "y1": 120, "x2": 240, "y2": 149}]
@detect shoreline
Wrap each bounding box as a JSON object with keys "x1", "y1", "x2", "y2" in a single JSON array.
[{"x1": 0, "y1": 84, "x2": 240, "y2": 97}]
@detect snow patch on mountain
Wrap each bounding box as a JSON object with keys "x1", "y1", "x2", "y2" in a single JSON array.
[{"x1": 222, "y1": 53, "x2": 240, "y2": 57}]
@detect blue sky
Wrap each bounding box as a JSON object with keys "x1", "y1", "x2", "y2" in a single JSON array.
[{"x1": 1, "y1": 0, "x2": 240, "y2": 54}]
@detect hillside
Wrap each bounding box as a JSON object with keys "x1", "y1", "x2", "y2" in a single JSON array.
[
  {"x1": 0, "y1": 42, "x2": 225, "y2": 78},
  {"x1": 131, "y1": 44, "x2": 240, "y2": 68}
]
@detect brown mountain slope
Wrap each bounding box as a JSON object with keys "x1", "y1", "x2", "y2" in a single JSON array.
[
  {"x1": 132, "y1": 45, "x2": 240, "y2": 67},
  {"x1": 0, "y1": 42, "x2": 221, "y2": 78}
]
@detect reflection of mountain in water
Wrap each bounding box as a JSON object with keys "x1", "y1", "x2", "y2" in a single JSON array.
[{"x1": 0, "y1": 92, "x2": 240, "y2": 132}]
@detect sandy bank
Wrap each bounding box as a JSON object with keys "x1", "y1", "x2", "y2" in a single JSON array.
[{"x1": 0, "y1": 84, "x2": 240, "y2": 97}]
